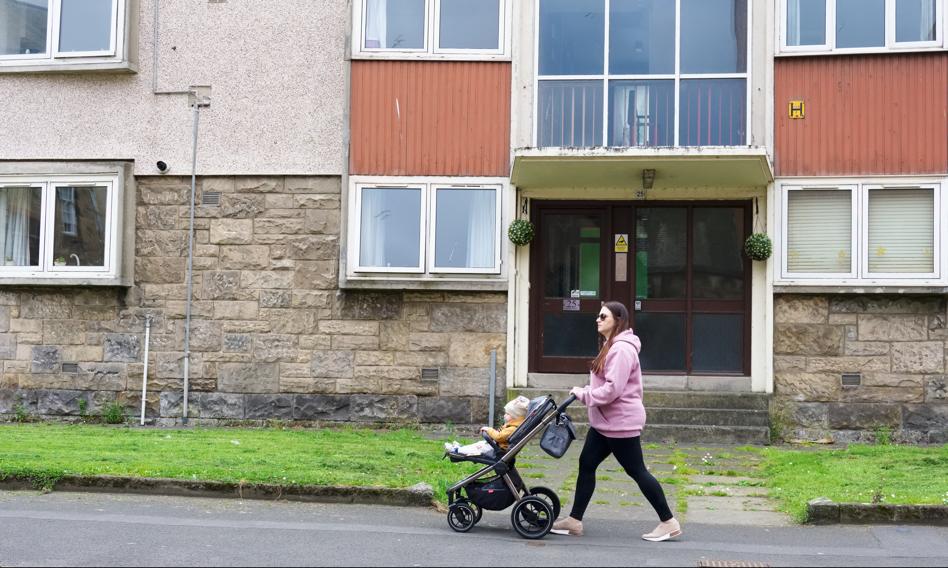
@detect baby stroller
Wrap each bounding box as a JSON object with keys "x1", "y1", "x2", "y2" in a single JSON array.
[{"x1": 444, "y1": 394, "x2": 577, "y2": 539}]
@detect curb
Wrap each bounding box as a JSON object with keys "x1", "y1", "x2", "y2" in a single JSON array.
[
  {"x1": 0, "y1": 475, "x2": 436, "y2": 508},
  {"x1": 807, "y1": 497, "x2": 948, "y2": 526}
]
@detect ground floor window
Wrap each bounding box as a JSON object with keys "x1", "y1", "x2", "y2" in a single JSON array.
[
  {"x1": 529, "y1": 200, "x2": 751, "y2": 375},
  {"x1": 348, "y1": 177, "x2": 504, "y2": 278},
  {"x1": 779, "y1": 179, "x2": 943, "y2": 283},
  {"x1": 0, "y1": 175, "x2": 117, "y2": 277}
]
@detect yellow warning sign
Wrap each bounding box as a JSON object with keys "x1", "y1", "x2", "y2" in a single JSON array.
[
  {"x1": 614, "y1": 234, "x2": 629, "y2": 253},
  {"x1": 789, "y1": 100, "x2": 805, "y2": 119}
]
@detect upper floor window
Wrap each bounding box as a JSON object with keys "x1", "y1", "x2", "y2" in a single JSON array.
[
  {"x1": 780, "y1": 0, "x2": 944, "y2": 54},
  {"x1": 0, "y1": 0, "x2": 130, "y2": 70},
  {"x1": 353, "y1": 0, "x2": 509, "y2": 59},
  {"x1": 535, "y1": 0, "x2": 748, "y2": 149}
]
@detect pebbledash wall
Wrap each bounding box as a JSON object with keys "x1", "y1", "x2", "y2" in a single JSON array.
[
  {"x1": 773, "y1": 295, "x2": 948, "y2": 443},
  {"x1": 0, "y1": 175, "x2": 505, "y2": 426}
]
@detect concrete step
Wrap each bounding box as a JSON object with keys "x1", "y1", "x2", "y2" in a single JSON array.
[
  {"x1": 512, "y1": 387, "x2": 770, "y2": 412},
  {"x1": 509, "y1": 387, "x2": 772, "y2": 445},
  {"x1": 572, "y1": 423, "x2": 772, "y2": 445}
]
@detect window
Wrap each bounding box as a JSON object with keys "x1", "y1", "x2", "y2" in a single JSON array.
[
  {"x1": 0, "y1": 0, "x2": 127, "y2": 69},
  {"x1": 0, "y1": 175, "x2": 119, "y2": 277},
  {"x1": 780, "y1": 0, "x2": 943, "y2": 54},
  {"x1": 355, "y1": 0, "x2": 508, "y2": 58},
  {"x1": 780, "y1": 180, "x2": 943, "y2": 283},
  {"x1": 349, "y1": 179, "x2": 503, "y2": 277},
  {"x1": 536, "y1": 0, "x2": 748, "y2": 148}
]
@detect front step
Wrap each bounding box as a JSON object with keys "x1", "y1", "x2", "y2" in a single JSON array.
[{"x1": 510, "y1": 387, "x2": 772, "y2": 445}]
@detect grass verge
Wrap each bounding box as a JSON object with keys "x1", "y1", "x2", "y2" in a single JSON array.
[
  {"x1": 0, "y1": 424, "x2": 478, "y2": 503},
  {"x1": 753, "y1": 443, "x2": 948, "y2": 522}
]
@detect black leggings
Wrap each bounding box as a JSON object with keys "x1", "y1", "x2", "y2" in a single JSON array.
[{"x1": 569, "y1": 427, "x2": 673, "y2": 522}]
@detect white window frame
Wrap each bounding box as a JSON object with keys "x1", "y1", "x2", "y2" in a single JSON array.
[
  {"x1": 0, "y1": 0, "x2": 127, "y2": 69},
  {"x1": 533, "y1": 0, "x2": 752, "y2": 148},
  {"x1": 778, "y1": 0, "x2": 945, "y2": 55},
  {"x1": 776, "y1": 177, "x2": 946, "y2": 286},
  {"x1": 780, "y1": 184, "x2": 859, "y2": 280},
  {"x1": 428, "y1": 185, "x2": 502, "y2": 274},
  {"x1": 352, "y1": 0, "x2": 512, "y2": 60},
  {"x1": 352, "y1": 183, "x2": 427, "y2": 274},
  {"x1": 861, "y1": 183, "x2": 941, "y2": 280},
  {"x1": 347, "y1": 176, "x2": 506, "y2": 280},
  {"x1": 0, "y1": 175, "x2": 119, "y2": 279}
]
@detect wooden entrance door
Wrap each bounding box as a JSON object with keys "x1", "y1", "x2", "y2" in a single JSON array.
[{"x1": 530, "y1": 201, "x2": 751, "y2": 376}]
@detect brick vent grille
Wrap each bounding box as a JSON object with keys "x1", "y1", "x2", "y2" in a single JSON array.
[{"x1": 202, "y1": 191, "x2": 221, "y2": 206}]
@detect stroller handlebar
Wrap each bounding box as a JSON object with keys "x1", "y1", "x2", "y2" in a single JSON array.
[{"x1": 555, "y1": 394, "x2": 577, "y2": 414}]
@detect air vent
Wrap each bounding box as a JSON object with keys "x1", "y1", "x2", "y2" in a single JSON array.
[
  {"x1": 62, "y1": 363, "x2": 79, "y2": 374},
  {"x1": 202, "y1": 191, "x2": 221, "y2": 206},
  {"x1": 421, "y1": 368, "x2": 439, "y2": 382},
  {"x1": 841, "y1": 373, "x2": 862, "y2": 388}
]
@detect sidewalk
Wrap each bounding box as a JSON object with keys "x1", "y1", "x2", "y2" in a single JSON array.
[{"x1": 514, "y1": 442, "x2": 792, "y2": 526}]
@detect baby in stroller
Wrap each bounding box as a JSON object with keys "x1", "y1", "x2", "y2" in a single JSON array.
[
  {"x1": 442, "y1": 394, "x2": 577, "y2": 539},
  {"x1": 444, "y1": 396, "x2": 530, "y2": 456}
]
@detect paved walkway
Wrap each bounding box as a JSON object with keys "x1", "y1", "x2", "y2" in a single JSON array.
[{"x1": 513, "y1": 441, "x2": 792, "y2": 527}]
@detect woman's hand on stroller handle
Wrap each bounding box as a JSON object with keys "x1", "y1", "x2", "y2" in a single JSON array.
[{"x1": 556, "y1": 394, "x2": 578, "y2": 414}]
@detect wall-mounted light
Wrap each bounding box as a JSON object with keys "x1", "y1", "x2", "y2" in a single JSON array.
[{"x1": 642, "y1": 169, "x2": 656, "y2": 190}]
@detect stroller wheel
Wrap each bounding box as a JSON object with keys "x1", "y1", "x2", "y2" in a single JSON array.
[
  {"x1": 529, "y1": 486, "x2": 561, "y2": 520},
  {"x1": 510, "y1": 496, "x2": 553, "y2": 539},
  {"x1": 447, "y1": 502, "x2": 477, "y2": 533}
]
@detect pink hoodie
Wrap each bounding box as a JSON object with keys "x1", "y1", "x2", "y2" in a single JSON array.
[{"x1": 574, "y1": 329, "x2": 646, "y2": 438}]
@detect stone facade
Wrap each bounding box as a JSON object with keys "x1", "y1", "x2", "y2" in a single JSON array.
[
  {"x1": 774, "y1": 295, "x2": 948, "y2": 443},
  {"x1": 0, "y1": 176, "x2": 505, "y2": 426}
]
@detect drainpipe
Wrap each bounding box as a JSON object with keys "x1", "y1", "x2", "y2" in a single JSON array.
[{"x1": 182, "y1": 93, "x2": 210, "y2": 425}]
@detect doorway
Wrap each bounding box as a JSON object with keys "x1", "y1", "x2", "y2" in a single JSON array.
[{"x1": 529, "y1": 201, "x2": 751, "y2": 376}]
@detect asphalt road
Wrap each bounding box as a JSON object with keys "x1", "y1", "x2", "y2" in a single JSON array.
[{"x1": 0, "y1": 491, "x2": 946, "y2": 567}]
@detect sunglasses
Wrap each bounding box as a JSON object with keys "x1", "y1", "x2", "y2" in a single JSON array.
[{"x1": 597, "y1": 313, "x2": 610, "y2": 321}]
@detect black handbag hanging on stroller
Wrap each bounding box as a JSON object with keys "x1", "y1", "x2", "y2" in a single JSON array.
[{"x1": 443, "y1": 394, "x2": 577, "y2": 539}]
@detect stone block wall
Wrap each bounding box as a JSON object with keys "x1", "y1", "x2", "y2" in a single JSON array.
[
  {"x1": 773, "y1": 295, "x2": 947, "y2": 443},
  {"x1": 0, "y1": 176, "x2": 506, "y2": 426}
]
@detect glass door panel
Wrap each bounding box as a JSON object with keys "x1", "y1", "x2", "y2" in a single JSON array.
[{"x1": 534, "y1": 209, "x2": 608, "y2": 372}]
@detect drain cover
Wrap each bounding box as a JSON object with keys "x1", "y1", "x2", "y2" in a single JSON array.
[{"x1": 697, "y1": 562, "x2": 770, "y2": 568}]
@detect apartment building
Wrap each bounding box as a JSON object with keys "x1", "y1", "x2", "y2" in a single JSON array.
[{"x1": 1, "y1": 0, "x2": 944, "y2": 443}]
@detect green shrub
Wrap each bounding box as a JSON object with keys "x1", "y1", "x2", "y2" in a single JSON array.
[{"x1": 103, "y1": 402, "x2": 126, "y2": 425}]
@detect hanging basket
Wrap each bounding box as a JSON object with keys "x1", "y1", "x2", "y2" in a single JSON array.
[
  {"x1": 744, "y1": 232, "x2": 773, "y2": 261},
  {"x1": 507, "y1": 219, "x2": 536, "y2": 247}
]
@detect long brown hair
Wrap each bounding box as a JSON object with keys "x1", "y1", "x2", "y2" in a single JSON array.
[{"x1": 591, "y1": 301, "x2": 631, "y2": 374}]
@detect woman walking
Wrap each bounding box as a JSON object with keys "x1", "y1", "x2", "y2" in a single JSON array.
[{"x1": 550, "y1": 301, "x2": 682, "y2": 542}]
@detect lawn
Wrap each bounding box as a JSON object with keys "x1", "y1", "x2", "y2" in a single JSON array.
[
  {"x1": 0, "y1": 424, "x2": 478, "y2": 503},
  {"x1": 751, "y1": 443, "x2": 948, "y2": 522}
]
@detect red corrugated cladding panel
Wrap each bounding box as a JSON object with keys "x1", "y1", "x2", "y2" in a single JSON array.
[
  {"x1": 775, "y1": 53, "x2": 948, "y2": 176},
  {"x1": 350, "y1": 61, "x2": 511, "y2": 177}
]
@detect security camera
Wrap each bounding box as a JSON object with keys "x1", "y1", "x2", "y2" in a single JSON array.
[{"x1": 156, "y1": 161, "x2": 169, "y2": 173}]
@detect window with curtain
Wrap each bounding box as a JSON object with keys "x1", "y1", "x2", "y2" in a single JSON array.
[
  {"x1": 536, "y1": 0, "x2": 747, "y2": 148},
  {"x1": 867, "y1": 188, "x2": 935, "y2": 274},
  {"x1": 433, "y1": 187, "x2": 497, "y2": 270},
  {"x1": 353, "y1": 181, "x2": 503, "y2": 276},
  {"x1": 785, "y1": 189, "x2": 853, "y2": 274},
  {"x1": 781, "y1": 181, "x2": 943, "y2": 282},
  {"x1": 0, "y1": 176, "x2": 117, "y2": 275},
  {"x1": 782, "y1": 0, "x2": 942, "y2": 53},
  {"x1": 360, "y1": 0, "x2": 505, "y2": 55},
  {"x1": 359, "y1": 187, "x2": 423, "y2": 269}
]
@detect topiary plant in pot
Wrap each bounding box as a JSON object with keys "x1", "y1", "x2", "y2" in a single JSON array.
[
  {"x1": 507, "y1": 219, "x2": 536, "y2": 247},
  {"x1": 744, "y1": 232, "x2": 773, "y2": 261}
]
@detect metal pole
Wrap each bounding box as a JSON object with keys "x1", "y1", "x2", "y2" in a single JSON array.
[
  {"x1": 182, "y1": 103, "x2": 201, "y2": 425},
  {"x1": 140, "y1": 315, "x2": 152, "y2": 426},
  {"x1": 488, "y1": 349, "x2": 497, "y2": 427}
]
